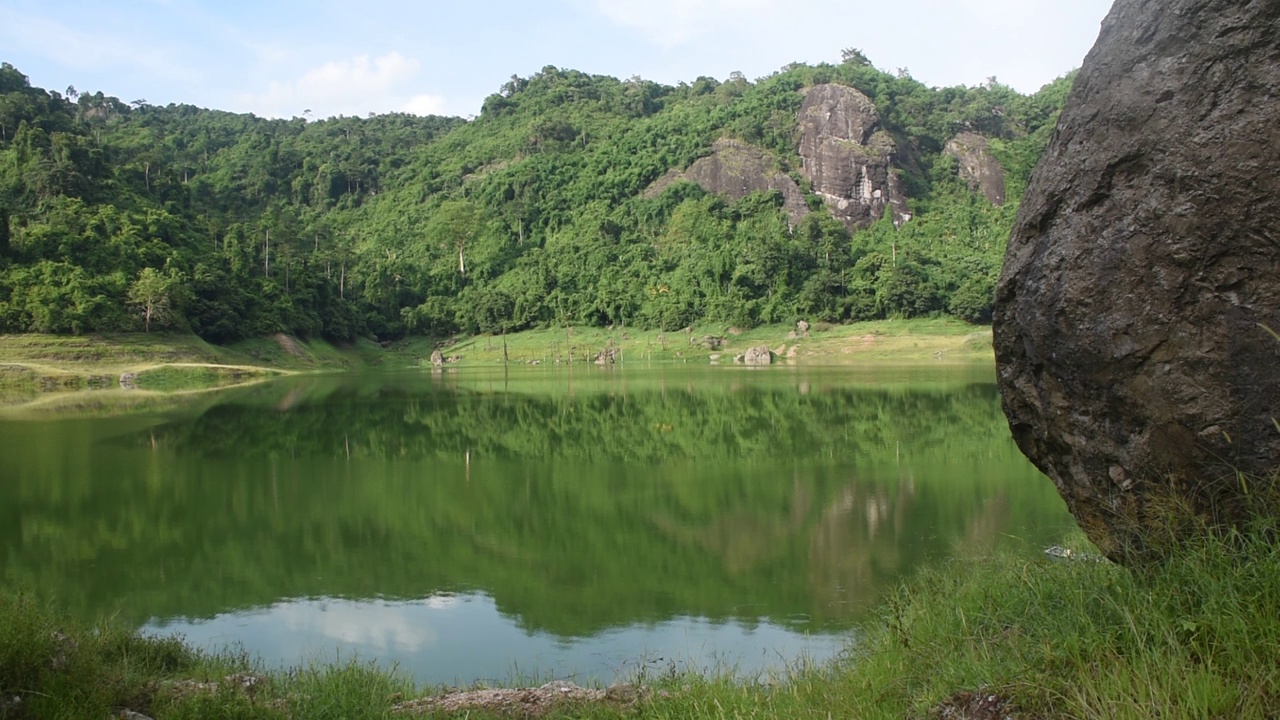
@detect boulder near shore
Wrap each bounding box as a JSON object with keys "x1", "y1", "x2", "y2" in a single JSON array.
[{"x1": 994, "y1": 0, "x2": 1280, "y2": 561}]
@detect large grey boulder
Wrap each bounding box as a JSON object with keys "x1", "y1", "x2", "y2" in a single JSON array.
[
  {"x1": 797, "y1": 84, "x2": 909, "y2": 228},
  {"x1": 741, "y1": 346, "x2": 774, "y2": 366},
  {"x1": 994, "y1": 0, "x2": 1280, "y2": 561}
]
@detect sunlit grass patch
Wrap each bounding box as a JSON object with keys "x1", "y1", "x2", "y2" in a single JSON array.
[
  {"x1": 227, "y1": 335, "x2": 391, "y2": 370},
  {"x1": 0, "y1": 333, "x2": 229, "y2": 371},
  {"x1": 0, "y1": 333, "x2": 392, "y2": 405},
  {"x1": 429, "y1": 318, "x2": 995, "y2": 367},
  {"x1": 130, "y1": 364, "x2": 283, "y2": 392}
]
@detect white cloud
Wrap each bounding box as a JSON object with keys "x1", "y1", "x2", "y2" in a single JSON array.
[
  {"x1": 276, "y1": 598, "x2": 440, "y2": 654},
  {"x1": 248, "y1": 42, "x2": 291, "y2": 65},
  {"x1": 0, "y1": 10, "x2": 189, "y2": 81},
  {"x1": 594, "y1": 0, "x2": 778, "y2": 48},
  {"x1": 306, "y1": 52, "x2": 420, "y2": 96},
  {"x1": 403, "y1": 93, "x2": 447, "y2": 115},
  {"x1": 590, "y1": 0, "x2": 1110, "y2": 92},
  {"x1": 238, "y1": 51, "x2": 448, "y2": 119}
]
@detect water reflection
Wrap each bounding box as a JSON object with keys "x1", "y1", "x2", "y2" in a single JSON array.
[
  {"x1": 149, "y1": 593, "x2": 847, "y2": 685},
  {"x1": 0, "y1": 366, "x2": 1072, "y2": 685}
]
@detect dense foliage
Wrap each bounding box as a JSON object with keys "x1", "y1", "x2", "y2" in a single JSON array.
[{"x1": 0, "y1": 58, "x2": 1072, "y2": 341}]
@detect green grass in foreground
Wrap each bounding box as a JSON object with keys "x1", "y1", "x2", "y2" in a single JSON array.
[{"x1": 5, "y1": 524, "x2": 1279, "y2": 719}]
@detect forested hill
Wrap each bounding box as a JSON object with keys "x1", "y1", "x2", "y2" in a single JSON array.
[{"x1": 0, "y1": 55, "x2": 1073, "y2": 342}]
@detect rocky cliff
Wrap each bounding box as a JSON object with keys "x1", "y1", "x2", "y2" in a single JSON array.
[
  {"x1": 647, "y1": 84, "x2": 1014, "y2": 231},
  {"x1": 644, "y1": 139, "x2": 810, "y2": 223},
  {"x1": 943, "y1": 132, "x2": 1005, "y2": 206},
  {"x1": 797, "y1": 84, "x2": 909, "y2": 228},
  {"x1": 993, "y1": 0, "x2": 1280, "y2": 561}
]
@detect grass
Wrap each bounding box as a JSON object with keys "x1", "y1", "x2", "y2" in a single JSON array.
[
  {"x1": 0, "y1": 322, "x2": 988, "y2": 407},
  {"x1": 409, "y1": 318, "x2": 993, "y2": 368},
  {"x1": 0, "y1": 333, "x2": 392, "y2": 374},
  {"x1": 0, "y1": 320, "x2": 990, "y2": 407},
  {"x1": 226, "y1": 335, "x2": 390, "y2": 371},
  {"x1": 0, "y1": 333, "x2": 395, "y2": 409},
  {"x1": 841, "y1": 524, "x2": 1280, "y2": 719},
  {"x1": 0, "y1": 333, "x2": 234, "y2": 373},
  {"x1": 129, "y1": 364, "x2": 284, "y2": 392},
  {"x1": 6, "y1": 524, "x2": 1280, "y2": 719}
]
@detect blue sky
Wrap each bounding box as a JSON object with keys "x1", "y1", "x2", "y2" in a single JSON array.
[{"x1": 1, "y1": 0, "x2": 1115, "y2": 119}]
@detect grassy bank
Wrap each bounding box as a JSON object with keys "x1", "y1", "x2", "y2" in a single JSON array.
[
  {"x1": 0, "y1": 333, "x2": 390, "y2": 409},
  {"x1": 0, "y1": 320, "x2": 991, "y2": 407},
  {"x1": 407, "y1": 318, "x2": 994, "y2": 368},
  {"x1": 5, "y1": 525, "x2": 1278, "y2": 719},
  {"x1": 0, "y1": 332, "x2": 389, "y2": 375}
]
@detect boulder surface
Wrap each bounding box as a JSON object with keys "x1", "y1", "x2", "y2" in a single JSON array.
[{"x1": 993, "y1": 0, "x2": 1280, "y2": 561}]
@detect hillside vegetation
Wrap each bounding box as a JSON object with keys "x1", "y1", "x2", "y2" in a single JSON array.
[{"x1": 0, "y1": 55, "x2": 1071, "y2": 343}]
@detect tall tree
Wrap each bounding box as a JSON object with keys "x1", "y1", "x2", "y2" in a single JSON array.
[{"x1": 127, "y1": 267, "x2": 183, "y2": 332}]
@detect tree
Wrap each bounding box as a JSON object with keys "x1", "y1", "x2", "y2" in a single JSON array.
[
  {"x1": 127, "y1": 267, "x2": 183, "y2": 332},
  {"x1": 425, "y1": 200, "x2": 480, "y2": 282},
  {"x1": 841, "y1": 48, "x2": 872, "y2": 67}
]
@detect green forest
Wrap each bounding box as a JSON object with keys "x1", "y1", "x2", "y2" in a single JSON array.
[{"x1": 0, "y1": 54, "x2": 1072, "y2": 343}]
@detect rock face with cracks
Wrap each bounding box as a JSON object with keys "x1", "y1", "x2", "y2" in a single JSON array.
[
  {"x1": 993, "y1": 0, "x2": 1280, "y2": 562},
  {"x1": 797, "y1": 84, "x2": 909, "y2": 228}
]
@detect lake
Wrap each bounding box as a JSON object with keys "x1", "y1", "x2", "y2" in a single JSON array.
[{"x1": 0, "y1": 364, "x2": 1073, "y2": 687}]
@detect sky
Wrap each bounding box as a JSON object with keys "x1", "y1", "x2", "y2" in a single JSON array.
[{"x1": 0, "y1": 0, "x2": 1116, "y2": 120}]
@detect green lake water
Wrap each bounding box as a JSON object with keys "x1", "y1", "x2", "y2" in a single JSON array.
[{"x1": 0, "y1": 364, "x2": 1073, "y2": 686}]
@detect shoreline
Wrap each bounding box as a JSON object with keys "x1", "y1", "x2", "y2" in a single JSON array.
[
  {"x1": 0, "y1": 319, "x2": 994, "y2": 409},
  {"x1": 414, "y1": 317, "x2": 993, "y2": 368}
]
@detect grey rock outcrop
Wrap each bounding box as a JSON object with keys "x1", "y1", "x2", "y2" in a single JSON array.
[
  {"x1": 741, "y1": 346, "x2": 774, "y2": 366},
  {"x1": 797, "y1": 84, "x2": 909, "y2": 228},
  {"x1": 943, "y1": 132, "x2": 1006, "y2": 206},
  {"x1": 993, "y1": 0, "x2": 1280, "y2": 562},
  {"x1": 645, "y1": 139, "x2": 810, "y2": 223}
]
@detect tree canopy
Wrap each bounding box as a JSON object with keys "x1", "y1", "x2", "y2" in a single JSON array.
[{"x1": 0, "y1": 59, "x2": 1074, "y2": 341}]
